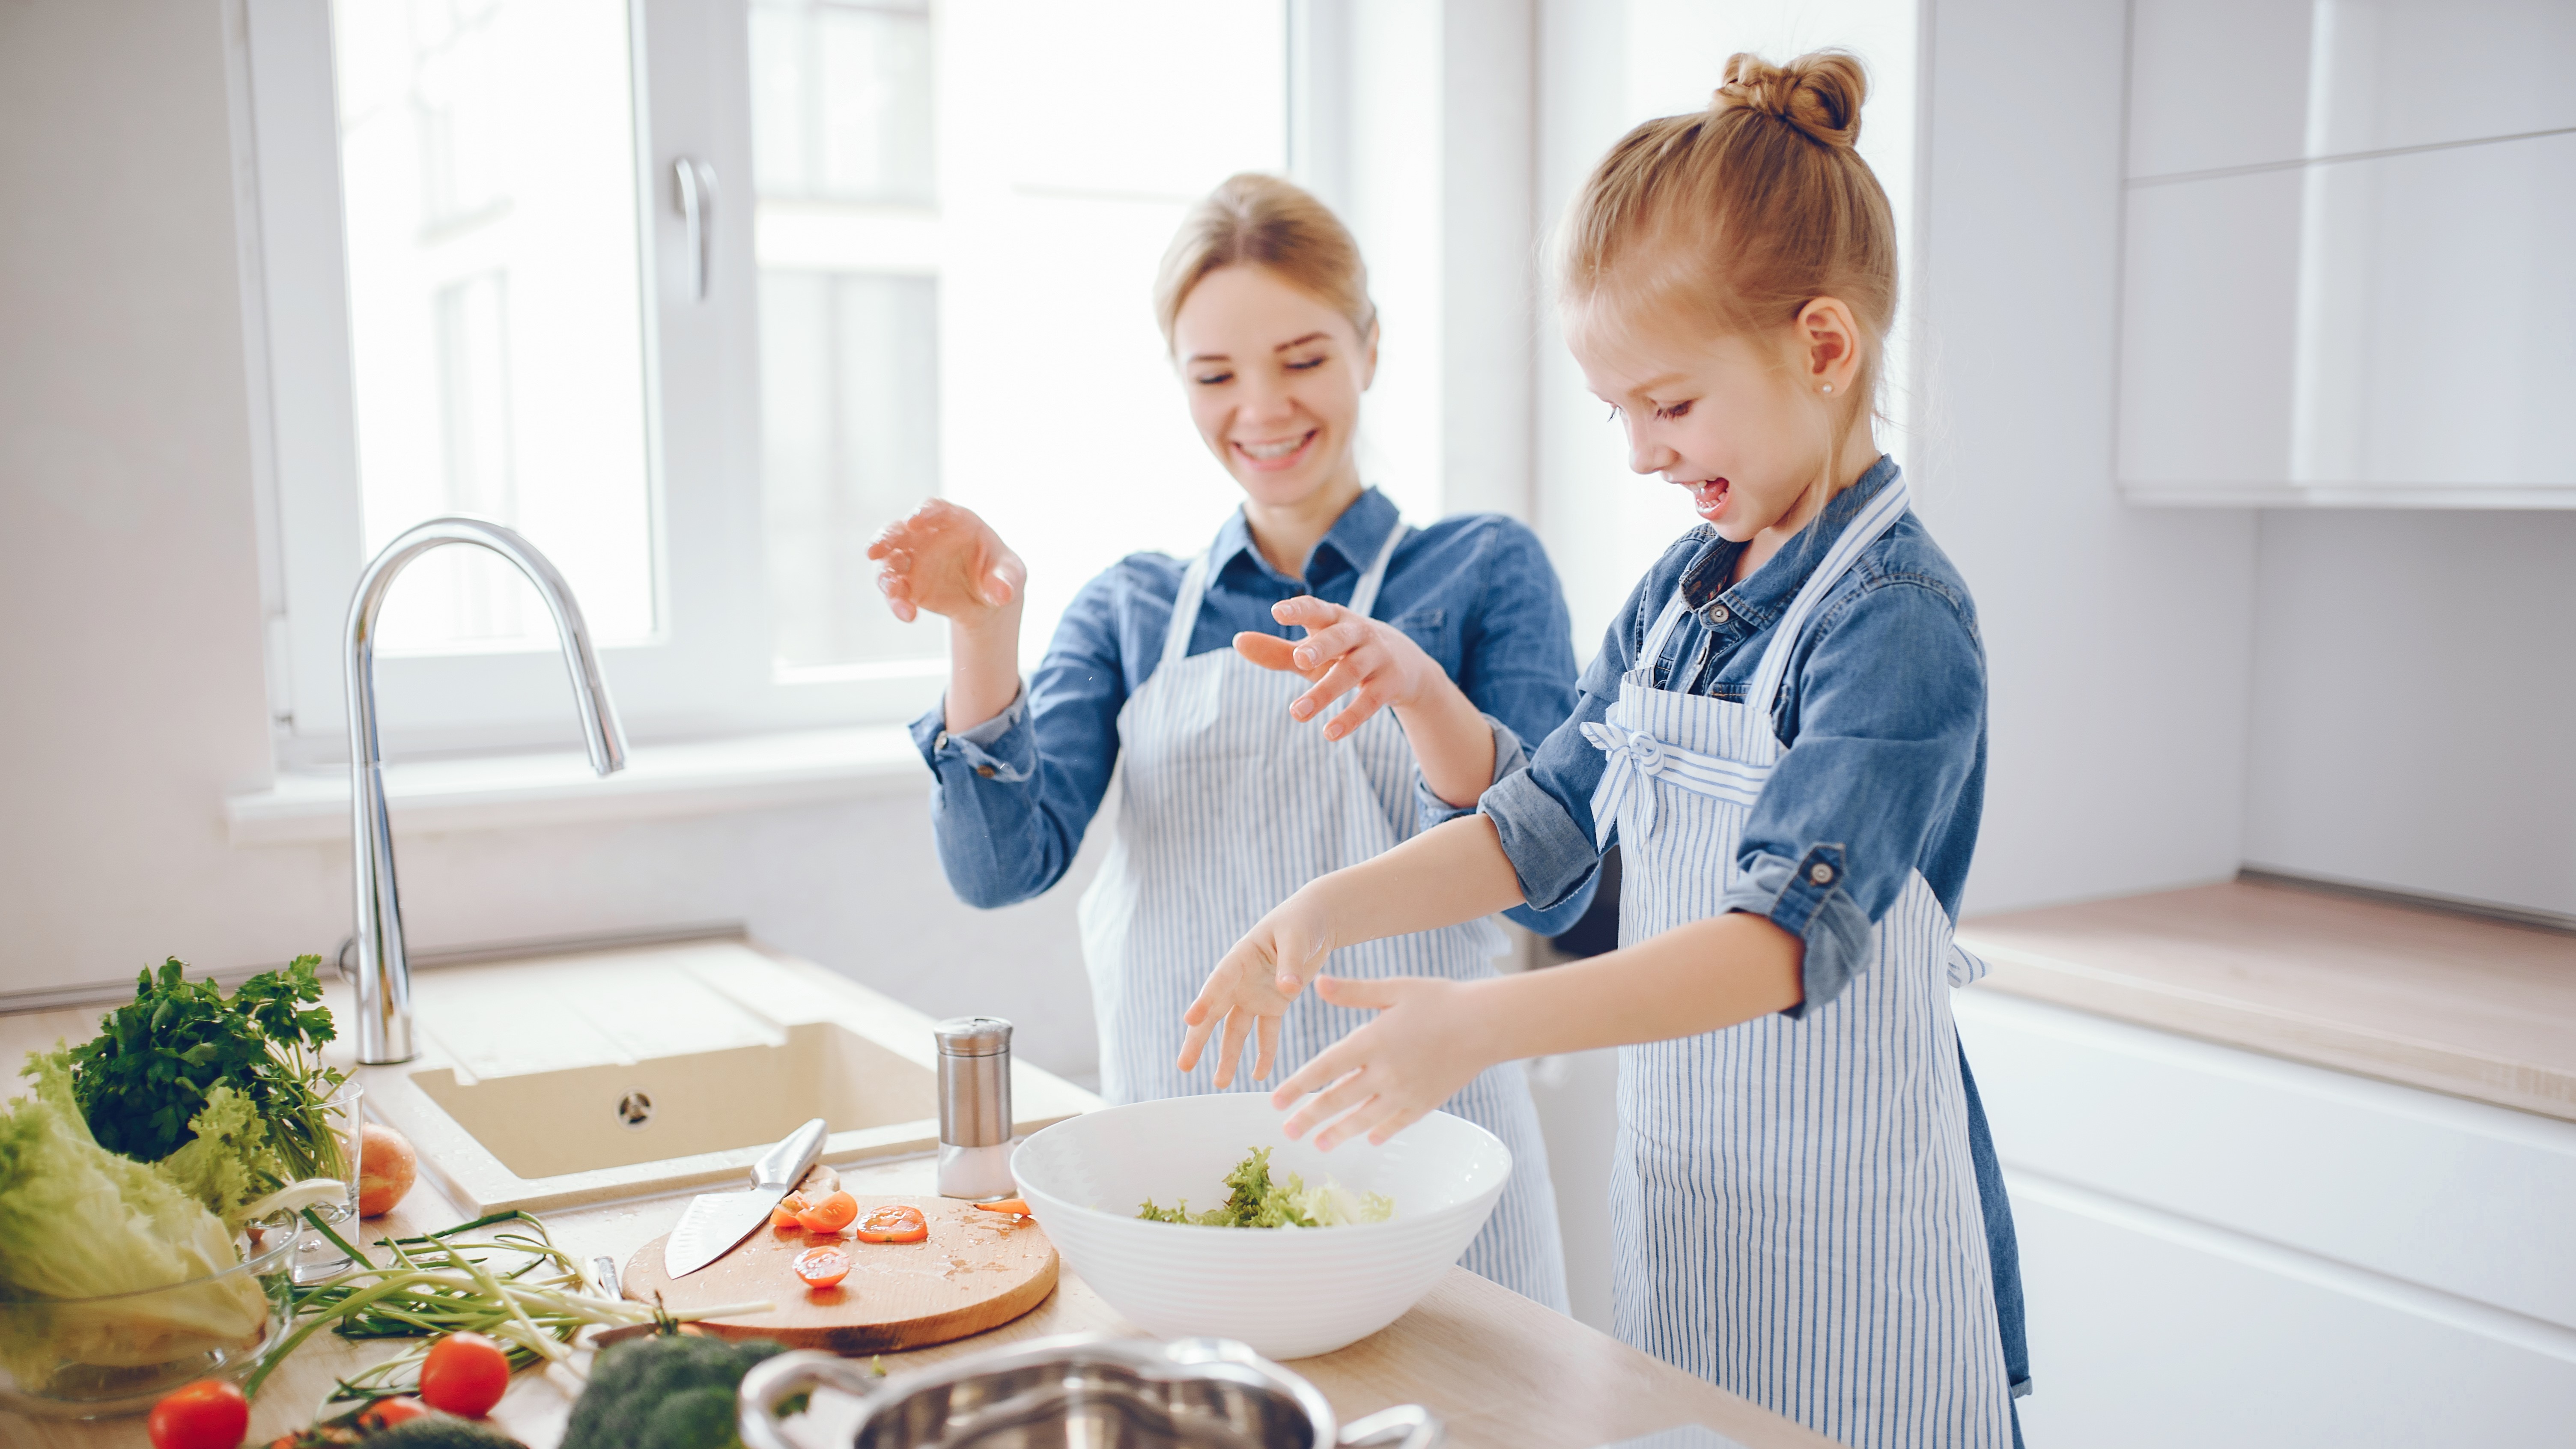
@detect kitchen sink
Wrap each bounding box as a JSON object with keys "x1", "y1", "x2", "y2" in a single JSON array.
[
  {"x1": 408, "y1": 1021, "x2": 939, "y2": 1180},
  {"x1": 355, "y1": 938, "x2": 1097, "y2": 1215}
]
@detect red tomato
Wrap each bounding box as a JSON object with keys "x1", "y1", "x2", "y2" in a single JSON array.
[
  {"x1": 793, "y1": 1245, "x2": 851, "y2": 1289},
  {"x1": 852, "y1": 1204, "x2": 929, "y2": 1244},
  {"x1": 358, "y1": 1396, "x2": 431, "y2": 1429},
  {"x1": 149, "y1": 1377, "x2": 249, "y2": 1449},
  {"x1": 769, "y1": 1192, "x2": 811, "y2": 1230},
  {"x1": 795, "y1": 1190, "x2": 859, "y2": 1234},
  {"x1": 418, "y1": 1330, "x2": 512, "y2": 1417}
]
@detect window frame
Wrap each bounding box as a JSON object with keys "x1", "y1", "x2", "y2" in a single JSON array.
[{"x1": 240, "y1": 0, "x2": 945, "y2": 769}]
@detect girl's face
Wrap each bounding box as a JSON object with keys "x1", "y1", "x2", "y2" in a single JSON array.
[
  {"x1": 1173, "y1": 264, "x2": 1376, "y2": 512},
  {"x1": 1569, "y1": 298, "x2": 1862, "y2": 546}
]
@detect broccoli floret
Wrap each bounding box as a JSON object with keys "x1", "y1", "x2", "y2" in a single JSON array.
[{"x1": 558, "y1": 1331, "x2": 790, "y2": 1449}]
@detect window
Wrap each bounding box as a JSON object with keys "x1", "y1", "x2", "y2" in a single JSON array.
[{"x1": 244, "y1": 0, "x2": 1288, "y2": 763}]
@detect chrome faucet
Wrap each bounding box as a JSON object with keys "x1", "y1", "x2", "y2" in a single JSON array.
[{"x1": 344, "y1": 518, "x2": 628, "y2": 1064}]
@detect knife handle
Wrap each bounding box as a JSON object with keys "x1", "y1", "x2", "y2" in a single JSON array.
[{"x1": 752, "y1": 1117, "x2": 829, "y2": 1192}]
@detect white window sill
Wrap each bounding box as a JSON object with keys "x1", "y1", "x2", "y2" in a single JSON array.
[{"x1": 226, "y1": 725, "x2": 928, "y2": 846}]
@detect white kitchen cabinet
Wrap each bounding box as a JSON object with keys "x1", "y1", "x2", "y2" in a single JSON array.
[
  {"x1": 1955, "y1": 988, "x2": 2576, "y2": 1446},
  {"x1": 2116, "y1": 0, "x2": 2576, "y2": 507}
]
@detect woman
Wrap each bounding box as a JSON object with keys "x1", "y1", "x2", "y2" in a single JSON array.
[{"x1": 870, "y1": 173, "x2": 1586, "y2": 1309}]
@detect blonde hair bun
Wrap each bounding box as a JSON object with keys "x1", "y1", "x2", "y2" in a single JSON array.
[{"x1": 1711, "y1": 49, "x2": 1867, "y2": 150}]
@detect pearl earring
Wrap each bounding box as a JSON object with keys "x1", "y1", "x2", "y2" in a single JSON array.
[{"x1": 1821, "y1": 383, "x2": 1834, "y2": 395}]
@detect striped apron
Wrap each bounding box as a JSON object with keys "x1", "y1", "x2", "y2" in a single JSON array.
[
  {"x1": 1078, "y1": 517, "x2": 1569, "y2": 1311},
  {"x1": 1583, "y1": 477, "x2": 2013, "y2": 1447}
]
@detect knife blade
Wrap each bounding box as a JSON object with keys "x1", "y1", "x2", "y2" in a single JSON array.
[{"x1": 663, "y1": 1116, "x2": 829, "y2": 1279}]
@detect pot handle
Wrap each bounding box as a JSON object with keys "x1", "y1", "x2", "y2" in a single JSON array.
[
  {"x1": 1340, "y1": 1403, "x2": 1444, "y2": 1448},
  {"x1": 737, "y1": 1349, "x2": 885, "y2": 1449}
]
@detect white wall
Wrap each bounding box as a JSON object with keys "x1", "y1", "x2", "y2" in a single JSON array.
[
  {"x1": 0, "y1": 0, "x2": 1107, "y2": 1082},
  {"x1": 2243, "y1": 510, "x2": 2576, "y2": 919}
]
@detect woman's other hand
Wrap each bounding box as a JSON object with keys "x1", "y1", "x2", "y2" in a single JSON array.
[
  {"x1": 1233, "y1": 596, "x2": 1446, "y2": 741},
  {"x1": 1269, "y1": 975, "x2": 1496, "y2": 1149},
  {"x1": 1178, "y1": 890, "x2": 1338, "y2": 1088},
  {"x1": 867, "y1": 500, "x2": 1027, "y2": 627}
]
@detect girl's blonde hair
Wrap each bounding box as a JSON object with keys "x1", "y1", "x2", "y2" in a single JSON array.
[
  {"x1": 1560, "y1": 51, "x2": 1896, "y2": 419},
  {"x1": 1153, "y1": 173, "x2": 1377, "y2": 352}
]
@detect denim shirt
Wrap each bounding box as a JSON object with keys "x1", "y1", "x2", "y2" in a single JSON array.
[
  {"x1": 911, "y1": 487, "x2": 1599, "y2": 935},
  {"x1": 1478, "y1": 457, "x2": 1989, "y2": 1010}
]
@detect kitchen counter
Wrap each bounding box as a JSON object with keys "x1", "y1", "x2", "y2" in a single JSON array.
[
  {"x1": 0, "y1": 1030, "x2": 1828, "y2": 1449},
  {"x1": 1956, "y1": 876, "x2": 2576, "y2": 1121}
]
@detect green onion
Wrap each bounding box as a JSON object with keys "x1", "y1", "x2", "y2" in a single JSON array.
[{"x1": 246, "y1": 1209, "x2": 770, "y2": 1415}]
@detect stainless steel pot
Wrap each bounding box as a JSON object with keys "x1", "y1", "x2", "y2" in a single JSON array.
[{"x1": 737, "y1": 1333, "x2": 1443, "y2": 1449}]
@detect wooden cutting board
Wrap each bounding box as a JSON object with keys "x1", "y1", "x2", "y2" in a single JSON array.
[{"x1": 621, "y1": 1168, "x2": 1058, "y2": 1354}]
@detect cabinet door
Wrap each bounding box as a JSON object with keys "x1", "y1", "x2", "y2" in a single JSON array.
[
  {"x1": 2117, "y1": 0, "x2": 2576, "y2": 506},
  {"x1": 1954, "y1": 990, "x2": 2576, "y2": 1446}
]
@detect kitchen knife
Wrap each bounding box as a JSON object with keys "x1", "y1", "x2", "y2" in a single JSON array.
[{"x1": 663, "y1": 1116, "x2": 829, "y2": 1280}]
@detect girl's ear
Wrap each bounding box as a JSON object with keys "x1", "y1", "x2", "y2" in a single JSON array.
[
  {"x1": 1358, "y1": 323, "x2": 1380, "y2": 391},
  {"x1": 1793, "y1": 297, "x2": 1861, "y2": 395}
]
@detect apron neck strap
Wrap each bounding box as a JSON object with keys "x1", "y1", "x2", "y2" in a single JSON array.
[
  {"x1": 1159, "y1": 510, "x2": 1410, "y2": 672},
  {"x1": 1745, "y1": 471, "x2": 1912, "y2": 713}
]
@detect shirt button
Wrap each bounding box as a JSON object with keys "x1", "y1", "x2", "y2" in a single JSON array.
[
  {"x1": 1707, "y1": 603, "x2": 1731, "y2": 625},
  {"x1": 1808, "y1": 861, "x2": 1836, "y2": 886},
  {"x1": 975, "y1": 765, "x2": 997, "y2": 778},
  {"x1": 934, "y1": 730, "x2": 951, "y2": 750}
]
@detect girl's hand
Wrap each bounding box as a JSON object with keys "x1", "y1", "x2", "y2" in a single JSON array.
[
  {"x1": 1178, "y1": 892, "x2": 1337, "y2": 1088},
  {"x1": 1269, "y1": 976, "x2": 1496, "y2": 1149},
  {"x1": 1233, "y1": 597, "x2": 1451, "y2": 742},
  {"x1": 866, "y1": 500, "x2": 1026, "y2": 628}
]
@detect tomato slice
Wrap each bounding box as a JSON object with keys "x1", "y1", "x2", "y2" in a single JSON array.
[
  {"x1": 795, "y1": 1190, "x2": 859, "y2": 1234},
  {"x1": 793, "y1": 1245, "x2": 851, "y2": 1289},
  {"x1": 971, "y1": 1198, "x2": 1031, "y2": 1218},
  {"x1": 853, "y1": 1204, "x2": 929, "y2": 1243},
  {"x1": 770, "y1": 1192, "x2": 811, "y2": 1229},
  {"x1": 358, "y1": 1396, "x2": 431, "y2": 1430}
]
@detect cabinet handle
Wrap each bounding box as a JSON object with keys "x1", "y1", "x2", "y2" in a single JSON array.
[{"x1": 673, "y1": 157, "x2": 717, "y2": 302}]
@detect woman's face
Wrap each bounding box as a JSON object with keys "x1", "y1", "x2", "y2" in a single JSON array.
[{"x1": 1172, "y1": 264, "x2": 1375, "y2": 511}]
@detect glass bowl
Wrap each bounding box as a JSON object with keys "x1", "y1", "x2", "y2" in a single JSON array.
[{"x1": 0, "y1": 1225, "x2": 296, "y2": 1419}]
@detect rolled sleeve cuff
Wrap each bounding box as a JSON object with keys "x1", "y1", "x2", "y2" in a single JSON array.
[
  {"x1": 1478, "y1": 769, "x2": 1600, "y2": 913},
  {"x1": 1414, "y1": 713, "x2": 1530, "y2": 831},
  {"x1": 909, "y1": 683, "x2": 1037, "y2": 784},
  {"x1": 1720, "y1": 844, "x2": 1872, "y2": 1017}
]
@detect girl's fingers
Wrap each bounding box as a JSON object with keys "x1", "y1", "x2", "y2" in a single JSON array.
[
  {"x1": 1315, "y1": 1094, "x2": 1400, "y2": 1151},
  {"x1": 985, "y1": 552, "x2": 1026, "y2": 607},
  {"x1": 1322, "y1": 686, "x2": 1387, "y2": 740},
  {"x1": 1368, "y1": 1104, "x2": 1432, "y2": 1147},
  {"x1": 1175, "y1": 1011, "x2": 1216, "y2": 1073},
  {"x1": 1212, "y1": 1008, "x2": 1253, "y2": 1089},
  {"x1": 1312, "y1": 975, "x2": 1403, "y2": 1011},
  {"x1": 1273, "y1": 1034, "x2": 1358, "y2": 1107},
  {"x1": 1253, "y1": 1015, "x2": 1280, "y2": 1082},
  {"x1": 1281, "y1": 1066, "x2": 1373, "y2": 1139}
]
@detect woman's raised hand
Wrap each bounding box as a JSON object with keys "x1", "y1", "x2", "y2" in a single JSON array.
[
  {"x1": 1233, "y1": 597, "x2": 1446, "y2": 741},
  {"x1": 1178, "y1": 890, "x2": 1338, "y2": 1088},
  {"x1": 866, "y1": 500, "x2": 1027, "y2": 627}
]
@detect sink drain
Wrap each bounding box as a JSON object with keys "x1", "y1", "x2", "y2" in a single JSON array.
[{"x1": 615, "y1": 1090, "x2": 653, "y2": 1129}]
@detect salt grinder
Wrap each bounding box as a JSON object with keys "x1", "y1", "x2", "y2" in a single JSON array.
[{"x1": 934, "y1": 1016, "x2": 1016, "y2": 1199}]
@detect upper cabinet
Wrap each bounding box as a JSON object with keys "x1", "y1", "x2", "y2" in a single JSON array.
[{"x1": 2117, "y1": 0, "x2": 2576, "y2": 507}]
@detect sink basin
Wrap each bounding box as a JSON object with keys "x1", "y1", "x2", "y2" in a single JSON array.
[
  {"x1": 356, "y1": 938, "x2": 1097, "y2": 1214},
  {"x1": 409, "y1": 1022, "x2": 938, "y2": 1180}
]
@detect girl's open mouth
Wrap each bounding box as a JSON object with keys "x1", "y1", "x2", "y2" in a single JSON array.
[
  {"x1": 1233, "y1": 430, "x2": 1318, "y2": 472},
  {"x1": 1685, "y1": 477, "x2": 1731, "y2": 520}
]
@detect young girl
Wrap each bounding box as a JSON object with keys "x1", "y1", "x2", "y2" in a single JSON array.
[
  {"x1": 1180, "y1": 54, "x2": 2022, "y2": 1447},
  {"x1": 870, "y1": 173, "x2": 1586, "y2": 1311}
]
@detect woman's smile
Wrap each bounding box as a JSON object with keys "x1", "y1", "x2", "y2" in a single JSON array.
[{"x1": 1234, "y1": 429, "x2": 1319, "y2": 470}]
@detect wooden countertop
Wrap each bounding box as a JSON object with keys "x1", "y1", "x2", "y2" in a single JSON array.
[
  {"x1": 1956, "y1": 877, "x2": 2576, "y2": 1121},
  {"x1": 0, "y1": 1020, "x2": 1827, "y2": 1449}
]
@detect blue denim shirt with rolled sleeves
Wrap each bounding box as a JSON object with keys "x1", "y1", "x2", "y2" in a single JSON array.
[
  {"x1": 1478, "y1": 456, "x2": 1987, "y2": 1010},
  {"x1": 909, "y1": 486, "x2": 1600, "y2": 935}
]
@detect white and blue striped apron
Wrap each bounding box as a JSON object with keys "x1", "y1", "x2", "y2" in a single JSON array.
[
  {"x1": 1583, "y1": 477, "x2": 2012, "y2": 1447},
  {"x1": 1078, "y1": 517, "x2": 1568, "y2": 1311}
]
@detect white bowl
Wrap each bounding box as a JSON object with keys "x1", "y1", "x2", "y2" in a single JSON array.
[{"x1": 1009, "y1": 1093, "x2": 1510, "y2": 1360}]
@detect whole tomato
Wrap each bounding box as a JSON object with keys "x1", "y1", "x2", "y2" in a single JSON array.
[
  {"x1": 149, "y1": 1377, "x2": 250, "y2": 1449},
  {"x1": 418, "y1": 1330, "x2": 512, "y2": 1417}
]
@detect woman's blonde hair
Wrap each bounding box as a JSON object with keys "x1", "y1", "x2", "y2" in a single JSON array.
[
  {"x1": 1153, "y1": 173, "x2": 1377, "y2": 352},
  {"x1": 1560, "y1": 51, "x2": 1896, "y2": 420}
]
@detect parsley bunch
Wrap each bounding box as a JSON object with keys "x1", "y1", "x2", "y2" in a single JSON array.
[{"x1": 57, "y1": 955, "x2": 349, "y2": 1183}]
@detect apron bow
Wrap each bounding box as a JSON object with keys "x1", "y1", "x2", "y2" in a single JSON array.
[{"x1": 1580, "y1": 718, "x2": 1664, "y2": 848}]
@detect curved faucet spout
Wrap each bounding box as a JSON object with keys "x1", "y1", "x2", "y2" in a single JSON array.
[{"x1": 345, "y1": 517, "x2": 628, "y2": 1064}]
